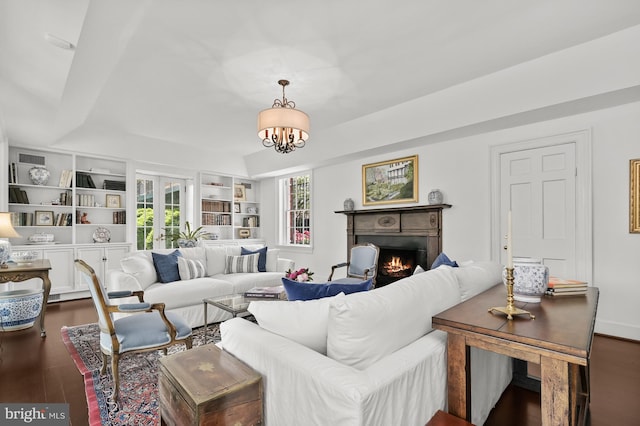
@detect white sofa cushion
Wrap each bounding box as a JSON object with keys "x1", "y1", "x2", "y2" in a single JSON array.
[
  {"x1": 448, "y1": 260, "x2": 503, "y2": 302},
  {"x1": 248, "y1": 293, "x2": 344, "y2": 354},
  {"x1": 327, "y1": 267, "x2": 461, "y2": 370},
  {"x1": 120, "y1": 252, "x2": 156, "y2": 290},
  {"x1": 266, "y1": 248, "x2": 280, "y2": 272},
  {"x1": 205, "y1": 247, "x2": 227, "y2": 276},
  {"x1": 143, "y1": 277, "x2": 233, "y2": 309},
  {"x1": 213, "y1": 272, "x2": 285, "y2": 294}
]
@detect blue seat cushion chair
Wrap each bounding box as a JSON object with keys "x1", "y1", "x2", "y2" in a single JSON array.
[
  {"x1": 282, "y1": 277, "x2": 373, "y2": 301},
  {"x1": 101, "y1": 311, "x2": 193, "y2": 353}
]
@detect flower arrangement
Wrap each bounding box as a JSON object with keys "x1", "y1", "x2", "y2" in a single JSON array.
[{"x1": 286, "y1": 267, "x2": 314, "y2": 282}]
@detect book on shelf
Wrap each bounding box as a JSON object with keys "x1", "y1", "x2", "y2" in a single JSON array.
[
  {"x1": 244, "y1": 285, "x2": 286, "y2": 299},
  {"x1": 8, "y1": 162, "x2": 17, "y2": 184},
  {"x1": 58, "y1": 169, "x2": 73, "y2": 188}
]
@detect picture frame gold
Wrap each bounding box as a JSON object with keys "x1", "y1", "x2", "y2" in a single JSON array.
[
  {"x1": 630, "y1": 159, "x2": 640, "y2": 233},
  {"x1": 35, "y1": 210, "x2": 54, "y2": 226},
  {"x1": 362, "y1": 155, "x2": 418, "y2": 206},
  {"x1": 234, "y1": 184, "x2": 246, "y2": 201},
  {"x1": 106, "y1": 194, "x2": 121, "y2": 208}
]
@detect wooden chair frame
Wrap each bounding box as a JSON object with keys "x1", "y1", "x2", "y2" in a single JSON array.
[{"x1": 74, "y1": 259, "x2": 192, "y2": 401}]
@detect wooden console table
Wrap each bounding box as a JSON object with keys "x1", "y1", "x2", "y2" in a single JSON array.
[
  {"x1": 433, "y1": 284, "x2": 598, "y2": 426},
  {"x1": 0, "y1": 259, "x2": 52, "y2": 337}
]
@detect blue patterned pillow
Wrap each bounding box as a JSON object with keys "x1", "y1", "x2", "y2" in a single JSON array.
[
  {"x1": 431, "y1": 252, "x2": 458, "y2": 269},
  {"x1": 152, "y1": 250, "x2": 182, "y2": 283},
  {"x1": 241, "y1": 246, "x2": 268, "y2": 272},
  {"x1": 282, "y1": 277, "x2": 373, "y2": 301}
]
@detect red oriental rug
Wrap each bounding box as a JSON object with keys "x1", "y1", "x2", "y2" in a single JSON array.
[{"x1": 61, "y1": 323, "x2": 217, "y2": 425}]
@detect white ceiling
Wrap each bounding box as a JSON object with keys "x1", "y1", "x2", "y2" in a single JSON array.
[{"x1": 2, "y1": 0, "x2": 640, "y2": 170}]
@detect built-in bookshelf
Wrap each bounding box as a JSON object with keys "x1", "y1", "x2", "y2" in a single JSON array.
[
  {"x1": 6, "y1": 146, "x2": 131, "y2": 301},
  {"x1": 7, "y1": 147, "x2": 129, "y2": 245},
  {"x1": 198, "y1": 173, "x2": 260, "y2": 241}
]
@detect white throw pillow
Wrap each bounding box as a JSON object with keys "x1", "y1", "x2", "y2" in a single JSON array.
[
  {"x1": 326, "y1": 267, "x2": 461, "y2": 370},
  {"x1": 265, "y1": 248, "x2": 280, "y2": 272},
  {"x1": 177, "y1": 257, "x2": 207, "y2": 280},
  {"x1": 248, "y1": 293, "x2": 344, "y2": 354},
  {"x1": 226, "y1": 253, "x2": 259, "y2": 273},
  {"x1": 205, "y1": 247, "x2": 227, "y2": 276},
  {"x1": 120, "y1": 253, "x2": 157, "y2": 289}
]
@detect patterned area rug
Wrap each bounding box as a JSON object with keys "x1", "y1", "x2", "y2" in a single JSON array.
[{"x1": 61, "y1": 323, "x2": 219, "y2": 425}]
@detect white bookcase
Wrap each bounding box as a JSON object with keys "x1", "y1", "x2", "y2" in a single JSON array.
[
  {"x1": 198, "y1": 173, "x2": 261, "y2": 241},
  {"x1": 6, "y1": 146, "x2": 131, "y2": 300}
]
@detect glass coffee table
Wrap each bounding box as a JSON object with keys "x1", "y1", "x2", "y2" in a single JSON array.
[{"x1": 202, "y1": 294, "x2": 253, "y2": 343}]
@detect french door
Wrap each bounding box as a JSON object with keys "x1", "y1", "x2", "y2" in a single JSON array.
[{"x1": 136, "y1": 174, "x2": 186, "y2": 250}]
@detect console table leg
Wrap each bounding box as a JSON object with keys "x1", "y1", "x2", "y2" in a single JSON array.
[
  {"x1": 40, "y1": 273, "x2": 51, "y2": 337},
  {"x1": 541, "y1": 356, "x2": 570, "y2": 426},
  {"x1": 447, "y1": 333, "x2": 471, "y2": 421}
]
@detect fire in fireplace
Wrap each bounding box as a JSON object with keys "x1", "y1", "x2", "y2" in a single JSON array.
[{"x1": 377, "y1": 248, "x2": 418, "y2": 286}]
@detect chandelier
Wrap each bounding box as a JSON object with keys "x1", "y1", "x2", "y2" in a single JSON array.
[{"x1": 257, "y1": 80, "x2": 310, "y2": 154}]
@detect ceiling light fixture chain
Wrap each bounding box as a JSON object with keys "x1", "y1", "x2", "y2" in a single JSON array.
[{"x1": 258, "y1": 79, "x2": 310, "y2": 154}]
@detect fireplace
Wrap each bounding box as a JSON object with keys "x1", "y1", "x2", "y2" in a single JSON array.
[
  {"x1": 377, "y1": 247, "x2": 418, "y2": 286},
  {"x1": 337, "y1": 204, "x2": 450, "y2": 287}
]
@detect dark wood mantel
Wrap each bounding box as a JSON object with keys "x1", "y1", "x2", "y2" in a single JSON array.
[{"x1": 335, "y1": 204, "x2": 451, "y2": 275}]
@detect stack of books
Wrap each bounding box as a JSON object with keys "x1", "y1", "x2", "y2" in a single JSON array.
[
  {"x1": 545, "y1": 277, "x2": 588, "y2": 297},
  {"x1": 244, "y1": 285, "x2": 286, "y2": 299}
]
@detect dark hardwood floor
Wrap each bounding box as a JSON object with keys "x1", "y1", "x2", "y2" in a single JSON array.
[{"x1": 1, "y1": 298, "x2": 639, "y2": 425}]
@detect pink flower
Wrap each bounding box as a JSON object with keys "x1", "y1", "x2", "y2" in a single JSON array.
[{"x1": 297, "y1": 273, "x2": 309, "y2": 282}]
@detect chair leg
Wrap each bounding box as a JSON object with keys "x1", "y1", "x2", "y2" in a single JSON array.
[
  {"x1": 185, "y1": 336, "x2": 193, "y2": 349},
  {"x1": 111, "y1": 353, "x2": 120, "y2": 402},
  {"x1": 163, "y1": 348, "x2": 168, "y2": 356},
  {"x1": 100, "y1": 352, "x2": 108, "y2": 375}
]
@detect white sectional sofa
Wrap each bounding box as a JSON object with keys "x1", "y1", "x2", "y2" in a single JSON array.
[
  {"x1": 220, "y1": 261, "x2": 512, "y2": 426},
  {"x1": 105, "y1": 244, "x2": 294, "y2": 328}
]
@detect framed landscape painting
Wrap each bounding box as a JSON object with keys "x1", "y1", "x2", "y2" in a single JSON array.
[{"x1": 362, "y1": 155, "x2": 418, "y2": 206}]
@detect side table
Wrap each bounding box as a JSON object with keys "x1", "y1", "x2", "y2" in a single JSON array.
[
  {"x1": 0, "y1": 259, "x2": 52, "y2": 337},
  {"x1": 433, "y1": 284, "x2": 598, "y2": 426}
]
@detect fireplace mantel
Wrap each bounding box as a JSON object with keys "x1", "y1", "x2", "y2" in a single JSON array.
[{"x1": 336, "y1": 204, "x2": 451, "y2": 285}]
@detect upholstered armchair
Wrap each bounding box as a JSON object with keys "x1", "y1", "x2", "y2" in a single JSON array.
[
  {"x1": 74, "y1": 259, "x2": 193, "y2": 401},
  {"x1": 328, "y1": 243, "x2": 380, "y2": 285}
]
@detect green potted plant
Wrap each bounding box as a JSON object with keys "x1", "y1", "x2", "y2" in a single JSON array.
[{"x1": 168, "y1": 221, "x2": 206, "y2": 248}]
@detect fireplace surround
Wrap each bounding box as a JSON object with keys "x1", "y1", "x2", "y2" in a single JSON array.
[{"x1": 336, "y1": 204, "x2": 451, "y2": 286}]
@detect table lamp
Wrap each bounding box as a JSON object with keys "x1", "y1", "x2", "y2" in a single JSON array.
[{"x1": 0, "y1": 212, "x2": 21, "y2": 268}]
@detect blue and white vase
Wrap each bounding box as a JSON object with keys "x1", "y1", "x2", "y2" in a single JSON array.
[
  {"x1": 504, "y1": 257, "x2": 549, "y2": 303},
  {"x1": 28, "y1": 166, "x2": 51, "y2": 185}
]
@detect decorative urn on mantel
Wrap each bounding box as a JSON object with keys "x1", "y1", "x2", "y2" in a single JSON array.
[
  {"x1": 343, "y1": 198, "x2": 355, "y2": 211},
  {"x1": 427, "y1": 189, "x2": 443, "y2": 205}
]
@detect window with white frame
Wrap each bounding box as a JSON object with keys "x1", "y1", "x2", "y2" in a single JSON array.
[{"x1": 279, "y1": 173, "x2": 311, "y2": 246}]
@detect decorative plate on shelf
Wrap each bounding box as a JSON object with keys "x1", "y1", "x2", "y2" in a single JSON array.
[{"x1": 92, "y1": 227, "x2": 111, "y2": 243}]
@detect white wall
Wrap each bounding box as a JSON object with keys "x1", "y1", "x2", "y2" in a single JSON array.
[{"x1": 263, "y1": 101, "x2": 640, "y2": 341}]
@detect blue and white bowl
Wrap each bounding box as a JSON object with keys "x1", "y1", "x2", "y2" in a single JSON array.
[
  {"x1": 503, "y1": 257, "x2": 549, "y2": 303},
  {"x1": 0, "y1": 289, "x2": 44, "y2": 331}
]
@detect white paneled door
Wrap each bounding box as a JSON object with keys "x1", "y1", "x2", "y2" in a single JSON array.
[{"x1": 500, "y1": 143, "x2": 577, "y2": 279}]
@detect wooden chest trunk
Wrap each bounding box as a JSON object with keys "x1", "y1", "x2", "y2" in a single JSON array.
[{"x1": 159, "y1": 344, "x2": 263, "y2": 425}]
